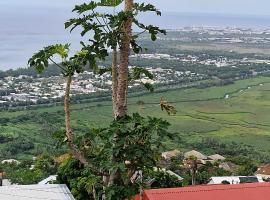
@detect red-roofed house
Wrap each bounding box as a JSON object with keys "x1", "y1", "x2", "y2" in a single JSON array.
[{"x1": 134, "y1": 183, "x2": 270, "y2": 200}]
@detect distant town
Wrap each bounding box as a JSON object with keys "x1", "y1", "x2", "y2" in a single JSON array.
[
  {"x1": 1, "y1": 26, "x2": 270, "y2": 108},
  {"x1": 157, "y1": 27, "x2": 270, "y2": 44},
  {"x1": 0, "y1": 67, "x2": 205, "y2": 107}
]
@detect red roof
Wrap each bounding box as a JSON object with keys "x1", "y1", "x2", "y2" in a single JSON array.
[{"x1": 136, "y1": 183, "x2": 270, "y2": 200}]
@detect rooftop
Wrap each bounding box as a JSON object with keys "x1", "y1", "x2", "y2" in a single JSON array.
[
  {"x1": 0, "y1": 184, "x2": 75, "y2": 200},
  {"x1": 208, "y1": 176, "x2": 264, "y2": 185},
  {"x1": 138, "y1": 183, "x2": 270, "y2": 200},
  {"x1": 161, "y1": 149, "x2": 181, "y2": 159},
  {"x1": 184, "y1": 150, "x2": 207, "y2": 160},
  {"x1": 208, "y1": 154, "x2": 226, "y2": 161}
]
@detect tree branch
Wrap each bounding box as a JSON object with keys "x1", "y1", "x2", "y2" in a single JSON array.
[
  {"x1": 64, "y1": 75, "x2": 89, "y2": 165},
  {"x1": 49, "y1": 58, "x2": 67, "y2": 72},
  {"x1": 133, "y1": 30, "x2": 146, "y2": 37}
]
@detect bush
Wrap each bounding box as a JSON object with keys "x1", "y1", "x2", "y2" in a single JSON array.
[{"x1": 2, "y1": 137, "x2": 34, "y2": 156}]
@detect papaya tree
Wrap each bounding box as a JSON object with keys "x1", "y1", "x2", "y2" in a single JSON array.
[
  {"x1": 65, "y1": 0, "x2": 166, "y2": 119},
  {"x1": 65, "y1": 0, "x2": 166, "y2": 187},
  {"x1": 28, "y1": 1, "x2": 177, "y2": 199},
  {"x1": 28, "y1": 44, "x2": 107, "y2": 166}
]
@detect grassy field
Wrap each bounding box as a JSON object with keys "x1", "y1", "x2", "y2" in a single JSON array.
[{"x1": 1, "y1": 76, "x2": 270, "y2": 159}]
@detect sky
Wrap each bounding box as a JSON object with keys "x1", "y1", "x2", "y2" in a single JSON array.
[
  {"x1": 1, "y1": 0, "x2": 270, "y2": 70},
  {"x1": 0, "y1": 0, "x2": 270, "y2": 16}
]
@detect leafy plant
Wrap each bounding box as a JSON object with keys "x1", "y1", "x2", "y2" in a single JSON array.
[{"x1": 56, "y1": 113, "x2": 175, "y2": 199}]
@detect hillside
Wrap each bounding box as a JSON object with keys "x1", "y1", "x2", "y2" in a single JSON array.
[{"x1": 1, "y1": 76, "x2": 270, "y2": 161}]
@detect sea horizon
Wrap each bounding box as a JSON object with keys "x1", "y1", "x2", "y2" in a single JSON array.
[{"x1": 1, "y1": 11, "x2": 270, "y2": 71}]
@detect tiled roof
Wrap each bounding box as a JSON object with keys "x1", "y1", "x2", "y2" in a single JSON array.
[
  {"x1": 138, "y1": 183, "x2": 270, "y2": 200},
  {"x1": 184, "y1": 150, "x2": 207, "y2": 160},
  {"x1": 208, "y1": 154, "x2": 226, "y2": 161},
  {"x1": 162, "y1": 150, "x2": 181, "y2": 159}
]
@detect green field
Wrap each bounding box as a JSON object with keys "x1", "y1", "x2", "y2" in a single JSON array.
[{"x1": 1, "y1": 76, "x2": 270, "y2": 160}]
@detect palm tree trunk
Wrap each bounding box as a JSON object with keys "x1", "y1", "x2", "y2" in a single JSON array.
[
  {"x1": 64, "y1": 75, "x2": 88, "y2": 165},
  {"x1": 116, "y1": 0, "x2": 133, "y2": 118}
]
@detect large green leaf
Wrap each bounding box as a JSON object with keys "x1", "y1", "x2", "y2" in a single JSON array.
[
  {"x1": 99, "y1": 0, "x2": 123, "y2": 7},
  {"x1": 28, "y1": 44, "x2": 70, "y2": 73}
]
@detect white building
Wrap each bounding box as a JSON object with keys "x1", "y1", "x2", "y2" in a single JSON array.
[
  {"x1": 208, "y1": 176, "x2": 264, "y2": 185},
  {"x1": 38, "y1": 175, "x2": 58, "y2": 185},
  {"x1": 0, "y1": 184, "x2": 75, "y2": 200}
]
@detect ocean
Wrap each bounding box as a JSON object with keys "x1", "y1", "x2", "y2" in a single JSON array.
[{"x1": 1, "y1": 6, "x2": 270, "y2": 70}]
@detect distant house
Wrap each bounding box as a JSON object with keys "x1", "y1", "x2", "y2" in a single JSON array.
[
  {"x1": 256, "y1": 164, "x2": 270, "y2": 180},
  {"x1": 0, "y1": 184, "x2": 75, "y2": 200},
  {"x1": 184, "y1": 150, "x2": 207, "y2": 160},
  {"x1": 208, "y1": 154, "x2": 226, "y2": 162},
  {"x1": 161, "y1": 150, "x2": 182, "y2": 160},
  {"x1": 208, "y1": 176, "x2": 264, "y2": 185},
  {"x1": 184, "y1": 150, "x2": 209, "y2": 164},
  {"x1": 134, "y1": 183, "x2": 270, "y2": 200}
]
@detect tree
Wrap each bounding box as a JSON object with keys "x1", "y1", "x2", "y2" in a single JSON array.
[
  {"x1": 28, "y1": 1, "x2": 175, "y2": 199},
  {"x1": 237, "y1": 162, "x2": 258, "y2": 176},
  {"x1": 0, "y1": 156, "x2": 57, "y2": 185},
  {"x1": 65, "y1": 0, "x2": 166, "y2": 187},
  {"x1": 28, "y1": 44, "x2": 102, "y2": 165},
  {"x1": 65, "y1": 0, "x2": 166, "y2": 119}
]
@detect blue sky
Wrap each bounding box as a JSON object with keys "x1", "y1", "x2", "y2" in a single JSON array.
[{"x1": 0, "y1": 0, "x2": 270, "y2": 16}]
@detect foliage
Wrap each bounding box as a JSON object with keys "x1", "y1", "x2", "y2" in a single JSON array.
[
  {"x1": 227, "y1": 156, "x2": 258, "y2": 176},
  {"x1": 144, "y1": 168, "x2": 182, "y2": 189},
  {"x1": 65, "y1": 0, "x2": 166, "y2": 91},
  {"x1": 192, "y1": 137, "x2": 270, "y2": 163},
  {"x1": 197, "y1": 162, "x2": 232, "y2": 184},
  {"x1": 0, "y1": 155, "x2": 57, "y2": 185},
  {"x1": 177, "y1": 161, "x2": 231, "y2": 186},
  {"x1": 2, "y1": 77, "x2": 270, "y2": 161},
  {"x1": 160, "y1": 97, "x2": 177, "y2": 115},
  {"x1": 237, "y1": 162, "x2": 258, "y2": 176},
  {"x1": 35, "y1": 154, "x2": 57, "y2": 175},
  {"x1": 129, "y1": 67, "x2": 155, "y2": 92},
  {"x1": 0, "y1": 137, "x2": 34, "y2": 157},
  {"x1": 55, "y1": 113, "x2": 175, "y2": 199},
  {"x1": 6, "y1": 168, "x2": 45, "y2": 185},
  {"x1": 21, "y1": 2, "x2": 270, "y2": 199},
  {"x1": 57, "y1": 158, "x2": 99, "y2": 200},
  {"x1": 1, "y1": 77, "x2": 270, "y2": 161},
  {"x1": 28, "y1": 44, "x2": 95, "y2": 76}
]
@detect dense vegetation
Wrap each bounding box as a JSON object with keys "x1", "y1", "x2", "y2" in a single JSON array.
[{"x1": 1, "y1": 76, "x2": 270, "y2": 162}]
